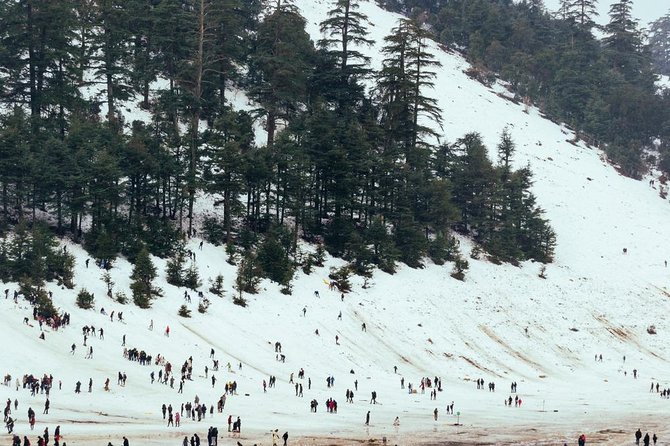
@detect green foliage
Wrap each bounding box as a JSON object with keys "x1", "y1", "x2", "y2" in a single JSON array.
[
  {"x1": 178, "y1": 304, "x2": 191, "y2": 318},
  {"x1": 102, "y1": 271, "x2": 114, "y2": 297},
  {"x1": 649, "y1": 13, "x2": 670, "y2": 76},
  {"x1": 235, "y1": 250, "x2": 261, "y2": 296},
  {"x1": 469, "y1": 244, "x2": 482, "y2": 260},
  {"x1": 392, "y1": 0, "x2": 663, "y2": 179},
  {"x1": 142, "y1": 218, "x2": 182, "y2": 259},
  {"x1": 233, "y1": 295, "x2": 248, "y2": 307},
  {"x1": 393, "y1": 216, "x2": 427, "y2": 268},
  {"x1": 198, "y1": 298, "x2": 210, "y2": 314},
  {"x1": 0, "y1": 0, "x2": 568, "y2": 284},
  {"x1": 115, "y1": 291, "x2": 128, "y2": 305},
  {"x1": 313, "y1": 244, "x2": 326, "y2": 267},
  {"x1": 202, "y1": 217, "x2": 227, "y2": 246},
  {"x1": 447, "y1": 131, "x2": 555, "y2": 263},
  {"x1": 248, "y1": 4, "x2": 315, "y2": 148},
  {"x1": 183, "y1": 263, "x2": 202, "y2": 290},
  {"x1": 84, "y1": 228, "x2": 118, "y2": 267},
  {"x1": 345, "y1": 232, "x2": 374, "y2": 277},
  {"x1": 430, "y1": 234, "x2": 461, "y2": 265},
  {"x1": 450, "y1": 256, "x2": 469, "y2": 281},
  {"x1": 328, "y1": 265, "x2": 352, "y2": 293},
  {"x1": 325, "y1": 217, "x2": 355, "y2": 257},
  {"x1": 166, "y1": 248, "x2": 187, "y2": 287},
  {"x1": 0, "y1": 222, "x2": 75, "y2": 289},
  {"x1": 209, "y1": 274, "x2": 225, "y2": 296},
  {"x1": 76, "y1": 289, "x2": 95, "y2": 309},
  {"x1": 257, "y1": 230, "x2": 294, "y2": 286},
  {"x1": 130, "y1": 246, "x2": 160, "y2": 309},
  {"x1": 225, "y1": 243, "x2": 238, "y2": 265},
  {"x1": 20, "y1": 277, "x2": 56, "y2": 319}
]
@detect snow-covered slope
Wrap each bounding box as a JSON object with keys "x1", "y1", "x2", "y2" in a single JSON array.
[{"x1": 2, "y1": 1, "x2": 670, "y2": 446}]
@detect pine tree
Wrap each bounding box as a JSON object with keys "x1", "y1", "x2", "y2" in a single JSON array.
[
  {"x1": 235, "y1": 249, "x2": 260, "y2": 297},
  {"x1": 0, "y1": 109, "x2": 32, "y2": 224},
  {"x1": 209, "y1": 274, "x2": 225, "y2": 296},
  {"x1": 166, "y1": 247, "x2": 187, "y2": 287},
  {"x1": 76, "y1": 289, "x2": 95, "y2": 309},
  {"x1": 649, "y1": 13, "x2": 670, "y2": 75},
  {"x1": 565, "y1": 0, "x2": 599, "y2": 30},
  {"x1": 202, "y1": 108, "x2": 253, "y2": 244},
  {"x1": 183, "y1": 262, "x2": 201, "y2": 290},
  {"x1": 248, "y1": 5, "x2": 315, "y2": 148},
  {"x1": 89, "y1": 0, "x2": 134, "y2": 127},
  {"x1": 319, "y1": 0, "x2": 373, "y2": 107},
  {"x1": 130, "y1": 245, "x2": 159, "y2": 308},
  {"x1": 450, "y1": 132, "x2": 495, "y2": 235},
  {"x1": 603, "y1": 0, "x2": 645, "y2": 82}
]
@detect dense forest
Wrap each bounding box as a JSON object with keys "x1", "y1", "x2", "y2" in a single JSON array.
[
  {"x1": 0, "y1": 0, "x2": 588, "y2": 306},
  {"x1": 380, "y1": 0, "x2": 670, "y2": 176}
]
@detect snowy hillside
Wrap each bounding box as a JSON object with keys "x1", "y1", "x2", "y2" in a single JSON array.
[{"x1": 2, "y1": 1, "x2": 670, "y2": 446}]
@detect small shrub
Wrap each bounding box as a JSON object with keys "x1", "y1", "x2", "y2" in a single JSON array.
[
  {"x1": 115, "y1": 291, "x2": 128, "y2": 305},
  {"x1": 178, "y1": 304, "x2": 191, "y2": 318},
  {"x1": 313, "y1": 244, "x2": 325, "y2": 267},
  {"x1": 470, "y1": 245, "x2": 482, "y2": 260},
  {"x1": 233, "y1": 296, "x2": 247, "y2": 307},
  {"x1": 102, "y1": 271, "x2": 114, "y2": 297},
  {"x1": 450, "y1": 256, "x2": 469, "y2": 281},
  {"x1": 76, "y1": 289, "x2": 95, "y2": 309},
  {"x1": 302, "y1": 257, "x2": 314, "y2": 275},
  {"x1": 198, "y1": 298, "x2": 210, "y2": 314},
  {"x1": 209, "y1": 274, "x2": 224, "y2": 296}
]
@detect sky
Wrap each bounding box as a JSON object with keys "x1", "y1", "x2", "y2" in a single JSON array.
[{"x1": 543, "y1": 0, "x2": 669, "y2": 28}]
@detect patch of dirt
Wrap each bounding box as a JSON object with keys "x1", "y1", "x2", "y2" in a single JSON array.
[
  {"x1": 459, "y1": 355, "x2": 503, "y2": 378},
  {"x1": 479, "y1": 325, "x2": 546, "y2": 373}
]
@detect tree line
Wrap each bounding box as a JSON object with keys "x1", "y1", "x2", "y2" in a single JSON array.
[
  {"x1": 0, "y1": 0, "x2": 556, "y2": 301},
  {"x1": 380, "y1": 0, "x2": 670, "y2": 177}
]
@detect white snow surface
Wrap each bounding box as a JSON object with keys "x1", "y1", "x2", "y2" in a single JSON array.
[{"x1": 2, "y1": 1, "x2": 670, "y2": 445}]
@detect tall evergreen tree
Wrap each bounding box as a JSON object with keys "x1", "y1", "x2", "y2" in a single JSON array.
[
  {"x1": 130, "y1": 245, "x2": 159, "y2": 308},
  {"x1": 565, "y1": 0, "x2": 599, "y2": 30},
  {"x1": 376, "y1": 19, "x2": 442, "y2": 227},
  {"x1": 603, "y1": 0, "x2": 646, "y2": 83},
  {"x1": 248, "y1": 5, "x2": 315, "y2": 149},
  {"x1": 89, "y1": 0, "x2": 134, "y2": 127},
  {"x1": 319, "y1": 0, "x2": 373, "y2": 102},
  {"x1": 649, "y1": 12, "x2": 670, "y2": 76}
]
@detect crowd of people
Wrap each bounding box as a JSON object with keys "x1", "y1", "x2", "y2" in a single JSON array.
[{"x1": 1, "y1": 246, "x2": 668, "y2": 446}]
